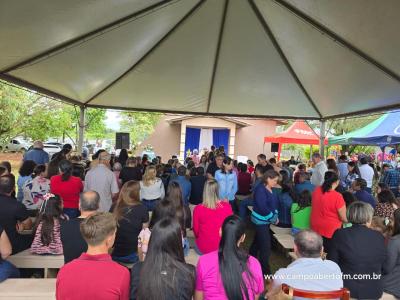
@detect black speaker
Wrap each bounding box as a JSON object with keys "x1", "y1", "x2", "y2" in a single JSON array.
[
  {"x1": 115, "y1": 132, "x2": 130, "y2": 149},
  {"x1": 271, "y1": 143, "x2": 279, "y2": 152}
]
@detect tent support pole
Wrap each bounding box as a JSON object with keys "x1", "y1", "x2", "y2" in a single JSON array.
[
  {"x1": 309, "y1": 145, "x2": 313, "y2": 160},
  {"x1": 77, "y1": 106, "x2": 86, "y2": 155},
  {"x1": 319, "y1": 120, "x2": 326, "y2": 159}
]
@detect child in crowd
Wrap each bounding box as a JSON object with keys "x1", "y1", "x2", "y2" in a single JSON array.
[
  {"x1": 22, "y1": 164, "x2": 50, "y2": 214},
  {"x1": 31, "y1": 194, "x2": 67, "y2": 255},
  {"x1": 290, "y1": 190, "x2": 312, "y2": 235}
]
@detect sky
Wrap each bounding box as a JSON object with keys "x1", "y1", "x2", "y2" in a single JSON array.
[{"x1": 105, "y1": 110, "x2": 121, "y2": 131}]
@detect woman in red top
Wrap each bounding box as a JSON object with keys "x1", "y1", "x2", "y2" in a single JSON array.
[
  {"x1": 50, "y1": 160, "x2": 83, "y2": 219},
  {"x1": 311, "y1": 171, "x2": 347, "y2": 254},
  {"x1": 193, "y1": 179, "x2": 233, "y2": 255}
]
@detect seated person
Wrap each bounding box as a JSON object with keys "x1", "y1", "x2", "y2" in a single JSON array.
[
  {"x1": 111, "y1": 181, "x2": 148, "y2": 263},
  {"x1": 237, "y1": 163, "x2": 251, "y2": 195},
  {"x1": 131, "y1": 218, "x2": 195, "y2": 300},
  {"x1": 267, "y1": 230, "x2": 343, "y2": 298},
  {"x1": 195, "y1": 216, "x2": 264, "y2": 300},
  {"x1": 290, "y1": 190, "x2": 312, "y2": 235},
  {"x1": 171, "y1": 166, "x2": 192, "y2": 206},
  {"x1": 119, "y1": 157, "x2": 142, "y2": 186},
  {"x1": 31, "y1": 194, "x2": 67, "y2": 255},
  {"x1": 189, "y1": 167, "x2": 207, "y2": 205},
  {"x1": 0, "y1": 175, "x2": 32, "y2": 254},
  {"x1": 56, "y1": 212, "x2": 130, "y2": 299},
  {"x1": 352, "y1": 178, "x2": 377, "y2": 208},
  {"x1": 0, "y1": 225, "x2": 19, "y2": 282},
  {"x1": 294, "y1": 172, "x2": 315, "y2": 195},
  {"x1": 60, "y1": 191, "x2": 99, "y2": 263},
  {"x1": 375, "y1": 190, "x2": 399, "y2": 219},
  {"x1": 22, "y1": 164, "x2": 50, "y2": 215},
  {"x1": 277, "y1": 176, "x2": 294, "y2": 228}
]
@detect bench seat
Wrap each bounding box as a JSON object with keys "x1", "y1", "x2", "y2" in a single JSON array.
[
  {"x1": 0, "y1": 279, "x2": 56, "y2": 300},
  {"x1": 274, "y1": 233, "x2": 294, "y2": 250}
]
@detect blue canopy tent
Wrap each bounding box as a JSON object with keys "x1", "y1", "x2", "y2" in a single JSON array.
[{"x1": 329, "y1": 111, "x2": 400, "y2": 147}]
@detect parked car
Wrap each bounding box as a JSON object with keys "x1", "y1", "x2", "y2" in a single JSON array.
[
  {"x1": 43, "y1": 144, "x2": 62, "y2": 160},
  {"x1": 0, "y1": 139, "x2": 31, "y2": 153}
]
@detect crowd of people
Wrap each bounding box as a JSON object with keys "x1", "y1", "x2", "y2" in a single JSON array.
[{"x1": 0, "y1": 140, "x2": 400, "y2": 299}]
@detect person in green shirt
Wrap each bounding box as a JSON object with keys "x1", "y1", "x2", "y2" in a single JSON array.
[{"x1": 290, "y1": 190, "x2": 312, "y2": 235}]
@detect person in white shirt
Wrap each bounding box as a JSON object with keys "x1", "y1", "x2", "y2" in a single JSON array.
[
  {"x1": 310, "y1": 153, "x2": 328, "y2": 186},
  {"x1": 267, "y1": 230, "x2": 343, "y2": 298},
  {"x1": 358, "y1": 157, "x2": 375, "y2": 193},
  {"x1": 139, "y1": 165, "x2": 165, "y2": 211},
  {"x1": 84, "y1": 152, "x2": 119, "y2": 212}
]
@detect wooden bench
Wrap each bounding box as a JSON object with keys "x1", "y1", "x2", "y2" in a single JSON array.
[
  {"x1": 270, "y1": 225, "x2": 291, "y2": 235},
  {"x1": 0, "y1": 279, "x2": 56, "y2": 300},
  {"x1": 274, "y1": 234, "x2": 294, "y2": 250},
  {"x1": 7, "y1": 250, "x2": 64, "y2": 278},
  {"x1": 288, "y1": 251, "x2": 297, "y2": 261}
]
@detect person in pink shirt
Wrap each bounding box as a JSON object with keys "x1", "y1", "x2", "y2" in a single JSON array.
[
  {"x1": 195, "y1": 215, "x2": 264, "y2": 300},
  {"x1": 193, "y1": 179, "x2": 233, "y2": 254}
]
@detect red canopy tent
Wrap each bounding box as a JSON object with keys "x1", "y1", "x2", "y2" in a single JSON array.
[{"x1": 264, "y1": 121, "x2": 328, "y2": 160}]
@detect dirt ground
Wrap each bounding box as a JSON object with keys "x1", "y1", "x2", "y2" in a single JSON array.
[{"x1": 0, "y1": 152, "x2": 23, "y2": 175}]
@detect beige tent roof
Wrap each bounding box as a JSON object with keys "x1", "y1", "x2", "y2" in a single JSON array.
[{"x1": 1, "y1": 0, "x2": 400, "y2": 120}]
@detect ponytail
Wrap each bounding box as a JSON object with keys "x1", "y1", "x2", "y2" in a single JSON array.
[
  {"x1": 321, "y1": 171, "x2": 339, "y2": 193},
  {"x1": 59, "y1": 160, "x2": 73, "y2": 182}
]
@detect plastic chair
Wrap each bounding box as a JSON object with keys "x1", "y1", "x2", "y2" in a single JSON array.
[{"x1": 281, "y1": 284, "x2": 350, "y2": 299}]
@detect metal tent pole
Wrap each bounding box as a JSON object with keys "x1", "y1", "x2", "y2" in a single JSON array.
[
  {"x1": 77, "y1": 106, "x2": 86, "y2": 155},
  {"x1": 319, "y1": 120, "x2": 326, "y2": 159}
]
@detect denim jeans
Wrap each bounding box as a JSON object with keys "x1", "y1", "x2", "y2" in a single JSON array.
[
  {"x1": 63, "y1": 208, "x2": 80, "y2": 219},
  {"x1": 142, "y1": 199, "x2": 159, "y2": 211},
  {"x1": 249, "y1": 224, "x2": 272, "y2": 276},
  {"x1": 239, "y1": 198, "x2": 253, "y2": 220},
  {"x1": 193, "y1": 242, "x2": 203, "y2": 256},
  {"x1": 183, "y1": 238, "x2": 190, "y2": 257},
  {"x1": 112, "y1": 252, "x2": 139, "y2": 264},
  {"x1": 0, "y1": 260, "x2": 20, "y2": 282}
]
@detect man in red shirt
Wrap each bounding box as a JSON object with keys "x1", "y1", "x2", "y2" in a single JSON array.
[{"x1": 56, "y1": 212, "x2": 129, "y2": 300}]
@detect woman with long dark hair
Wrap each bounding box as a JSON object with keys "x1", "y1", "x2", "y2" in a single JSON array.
[
  {"x1": 277, "y1": 170, "x2": 296, "y2": 228},
  {"x1": 132, "y1": 218, "x2": 195, "y2": 300},
  {"x1": 214, "y1": 157, "x2": 238, "y2": 206},
  {"x1": 30, "y1": 194, "x2": 67, "y2": 255},
  {"x1": 383, "y1": 208, "x2": 400, "y2": 298},
  {"x1": 344, "y1": 161, "x2": 360, "y2": 190},
  {"x1": 22, "y1": 164, "x2": 50, "y2": 213},
  {"x1": 50, "y1": 160, "x2": 83, "y2": 218},
  {"x1": 311, "y1": 171, "x2": 347, "y2": 253},
  {"x1": 195, "y1": 215, "x2": 264, "y2": 300},
  {"x1": 117, "y1": 149, "x2": 129, "y2": 167},
  {"x1": 111, "y1": 181, "x2": 148, "y2": 263},
  {"x1": 17, "y1": 160, "x2": 36, "y2": 202}
]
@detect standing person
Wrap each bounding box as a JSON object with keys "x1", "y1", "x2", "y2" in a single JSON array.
[
  {"x1": 189, "y1": 167, "x2": 206, "y2": 205},
  {"x1": 191, "y1": 149, "x2": 200, "y2": 166},
  {"x1": 294, "y1": 172, "x2": 315, "y2": 195},
  {"x1": 383, "y1": 209, "x2": 400, "y2": 298},
  {"x1": 206, "y1": 154, "x2": 224, "y2": 179},
  {"x1": 171, "y1": 166, "x2": 191, "y2": 206},
  {"x1": 17, "y1": 160, "x2": 36, "y2": 202},
  {"x1": 84, "y1": 152, "x2": 119, "y2": 212},
  {"x1": 329, "y1": 202, "x2": 386, "y2": 299},
  {"x1": 195, "y1": 215, "x2": 264, "y2": 300},
  {"x1": 60, "y1": 191, "x2": 100, "y2": 264},
  {"x1": 139, "y1": 165, "x2": 165, "y2": 211},
  {"x1": 352, "y1": 178, "x2": 377, "y2": 208},
  {"x1": 327, "y1": 158, "x2": 339, "y2": 175},
  {"x1": 193, "y1": 180, "x2": 233, "y2": 255},
  {"x1": 256, "y1": 154, "x2": 268, "y2": 168},
  {"x1": 117, "y1": 149, "x2": 128, "y2": 167},
  {"x1": 291, "y1": 190, "x2": 312, "y2": 235},
  {"x1": 237, "y1": 163, "x2": 252, "y2": 195},
  {"x1": 214, "y1": 157, "x2": 238, "y2": 207},
  {"x1": 23, "y1": 140, "x2": 49, "y2": 165},
  {"x1": 249, "y1": 170, "x2": 280, "y2": 276},
  {"x1": 111, "y1": 181, "x2": 148, "y2": 264},
  {"x1": 344, "y1": 161, "x2": 360, "y2": 190},
  {"x1": 337, "y1": 155, "x2": 349, "y2": 186},
  {"x1": 359, "y1": 156, "x2": 375, "y2": 193},
  {"x1": 380, "y1": 166, "x2": 400, "y2": 197},
  {"x1": 0, "y1": 227, "x2": 19, "y2": 282},
  {"x1": 375, "y1": 190, "x2": 399, "y2": 219},
  {"x1": 132, "y1": 218, "x2": 195, "y2": 300},
  {"x1": 23, "y1": 164, "x2": 51, "y2": 213},
  {"x1": 311, "y1": 171, "x2": 347, "y2": 254},
  {"x1": 51, "y1": 160, "x2": 83, "y2": 218},
  {"x1": 0, "y1": 175, "x2": 33, "y2": 253},
  {"x1": 199, "y1": 155, "x2": 208, "y2": 170},
  {"x1": 56, "y1": 213, "x2": 130, "y2": 300},
  {"x1": 119, "y1": 157, "x2": 142, "y2": 186},
  {"x1": 310, "y1": 153, "x2": 328, "y2": 186},
  {"x1": 30, "y1": 194, "x2": 66, "y2": 255}
]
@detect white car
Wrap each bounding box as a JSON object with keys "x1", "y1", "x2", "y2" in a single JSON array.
[
  {"x1": 43, "y1": 144, "x2": 61, "y2": 160},
  {"x1": 0, "y1": 139, "x2": 31, "y2": 153}
]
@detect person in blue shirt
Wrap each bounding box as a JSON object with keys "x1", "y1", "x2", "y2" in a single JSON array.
[
  {"x1": 249, "y1": 169, "x2": 280, "y2": 276},
  {"x1": 17, "y1": 160, "x2": 36, "y2": 202},
  {"x1": 352, "y1": 178, "x2": 377, "y2": 209},
  {"x1": 23, "y1": 141, "x2": 49, "y2": 165},
  {"x1": 214, "y1": 157, "x2": 238, "y2": 205},
  {"x1": 277, "y1": 171, "x2": 295, "y2": 228},
  {"x1": 294, "y1": 172, "x2": 315, "y2": 195},
  {"x1": 171, "y1": 166, "x2": 191, "y2": 206},
  {"x1": 380, "y1": 167, "x2": 400, "y2": 197}
]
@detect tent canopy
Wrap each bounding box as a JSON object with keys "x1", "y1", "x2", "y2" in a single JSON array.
[
  {"x1": 264, "y1": 121, "x2": 327, "y2": 145},
  {"x1": 329, "y1": 111, "x2": 400, "y2": 147},
  {"x1": 1, "y1": 0, "x2": 400, "y2": 119}
]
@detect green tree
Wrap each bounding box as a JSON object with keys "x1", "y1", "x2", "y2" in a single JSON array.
[{"x1": 120, "y1": 111, "x2": 161, "y2": 148}]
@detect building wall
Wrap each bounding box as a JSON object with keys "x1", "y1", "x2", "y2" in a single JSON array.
[
  {"x1": 134, "y1": 116, "x2": 181, "y2": 161},
  {"x1": 235, "y1": 119, "x2": 277, "y2": 162}
]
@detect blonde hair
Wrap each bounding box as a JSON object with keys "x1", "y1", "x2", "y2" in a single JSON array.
[
  {"x1": 114, "y1": 181, "x2": 141, "y2": 221},
  {"x1": 80, "y1": 212, "x2": 117, "y2": 246},
  {"x1": 202, "y1": 179, "x2": 220, "y2": 209},
  {"x1": 143, "y1": 165, "x2": 157, "y2": 186}
]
